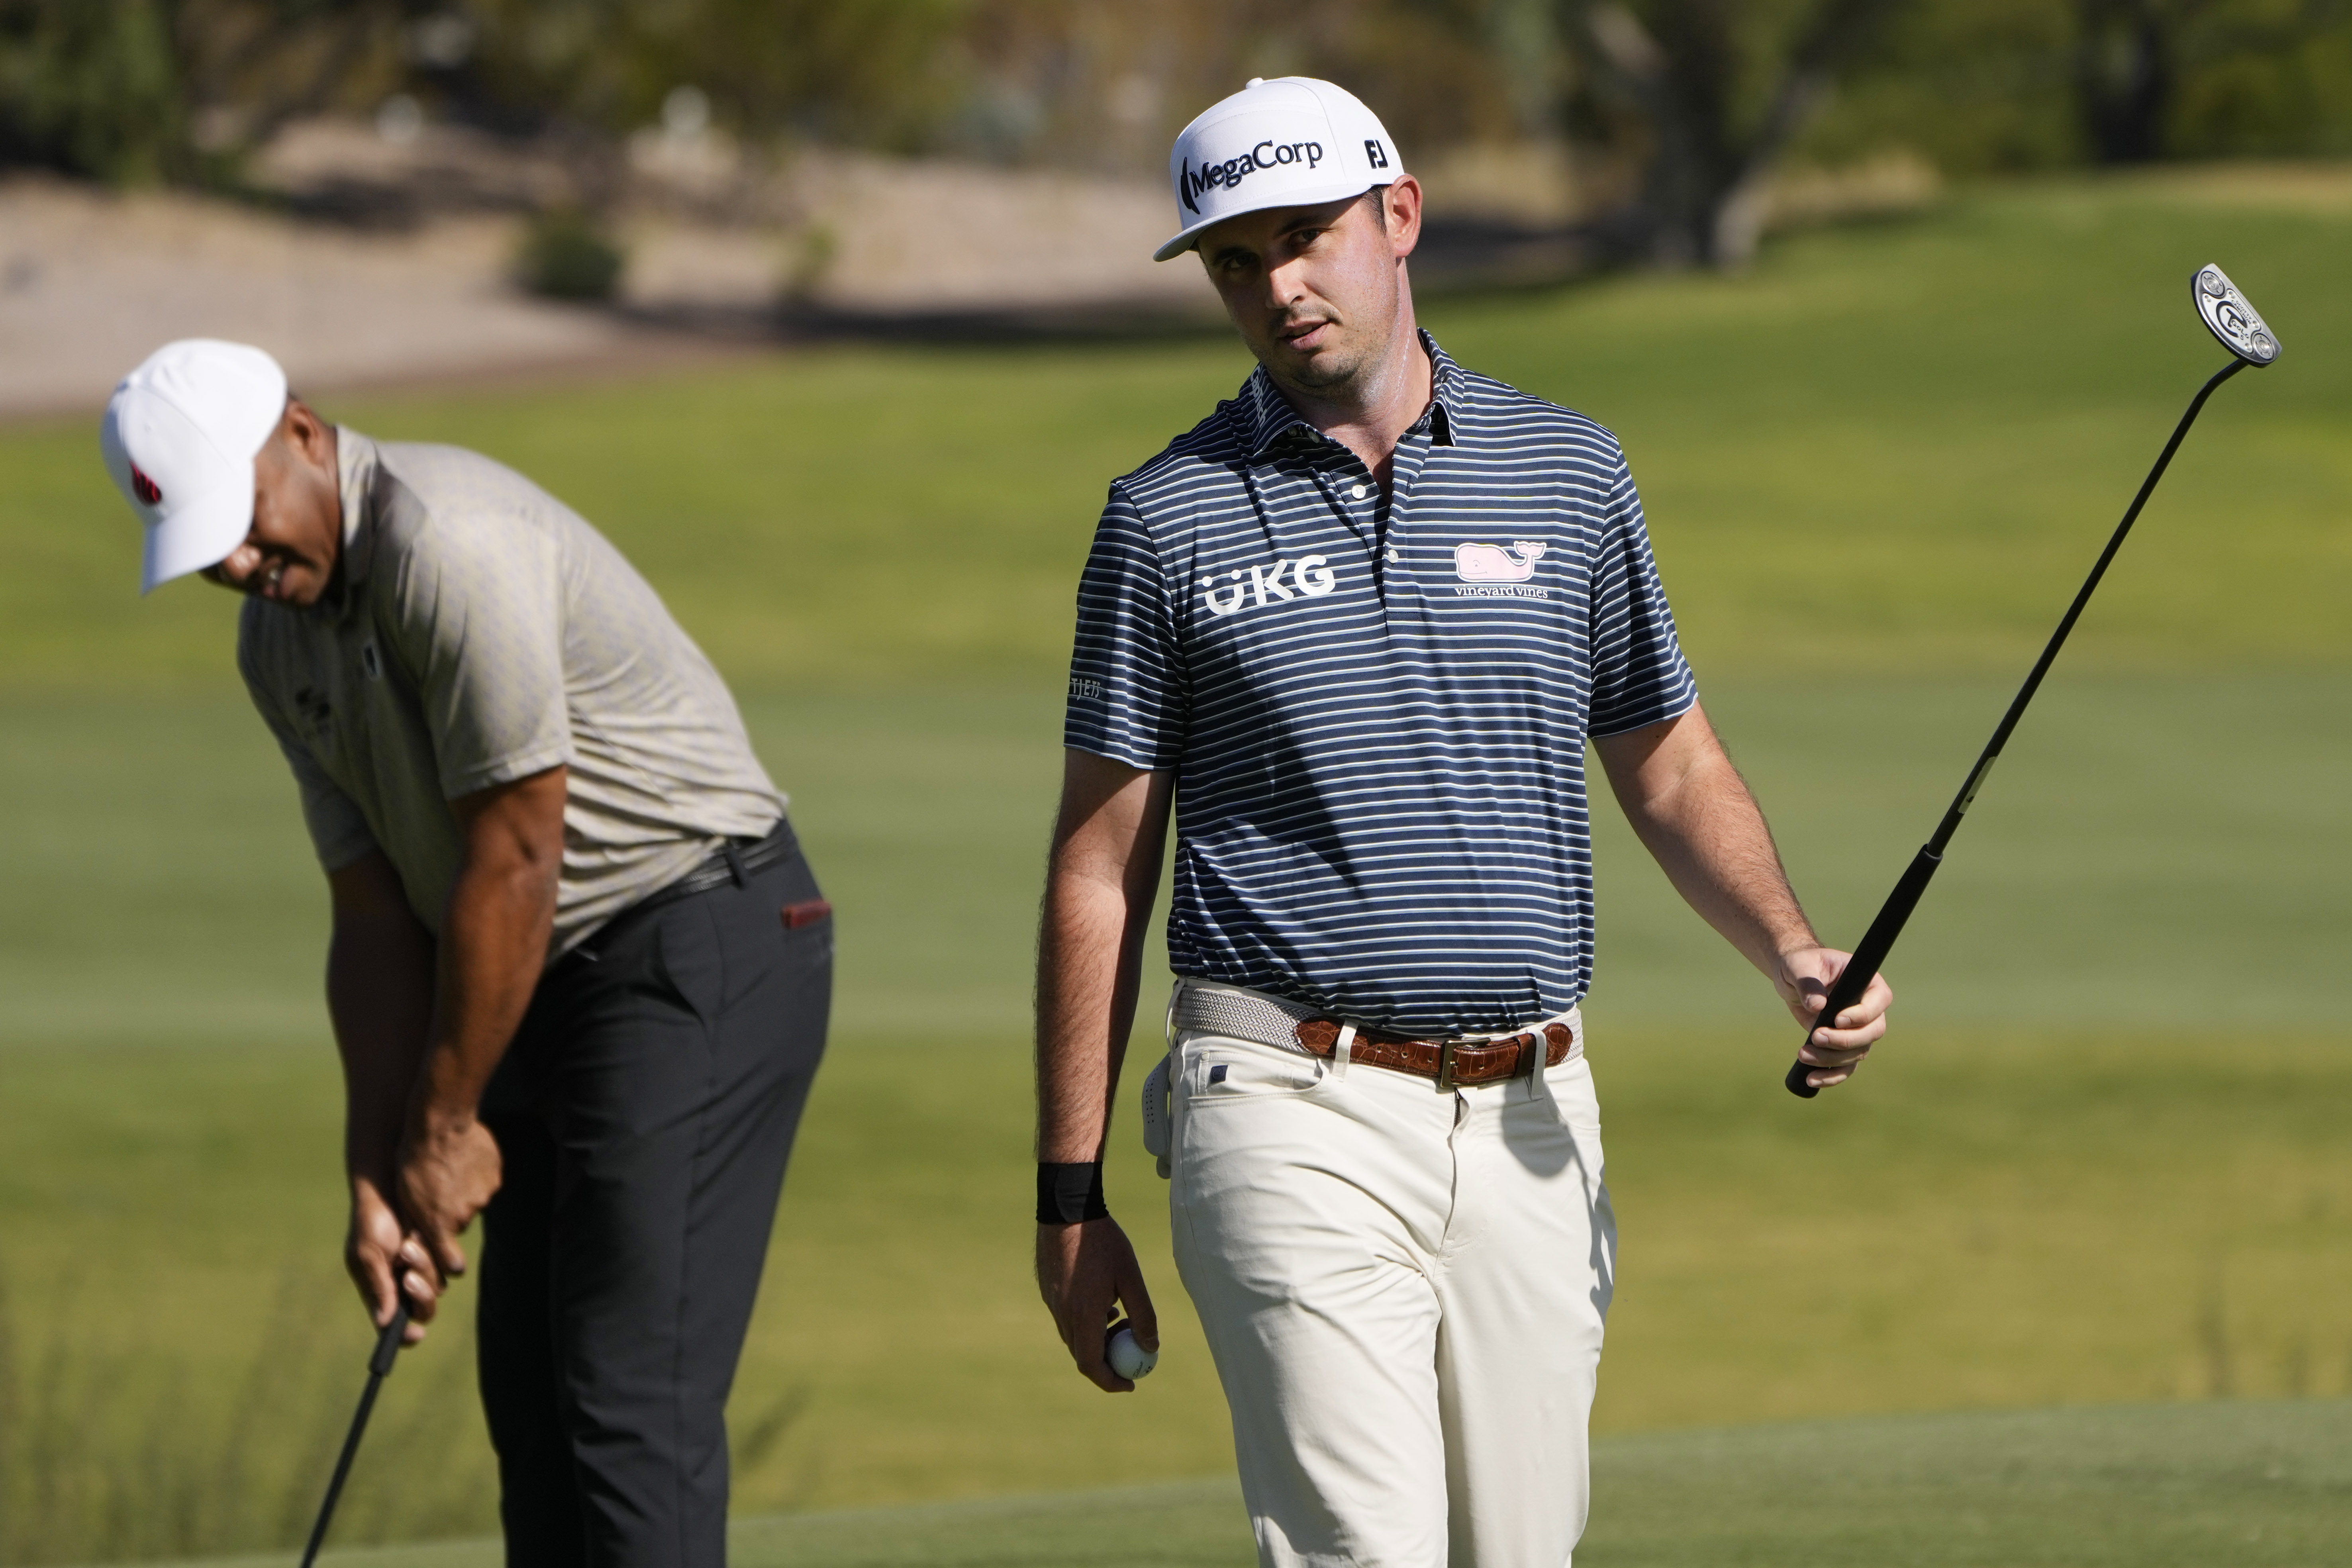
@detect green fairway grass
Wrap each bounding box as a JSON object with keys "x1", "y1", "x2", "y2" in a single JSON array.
[
  {"x1": 6, "y1": 1021, "x2": 2348, "y2": 1553},
  {"x1": 3, "y1": 169, "x2": 2348, "y2": 1562},
  {"x1": 125, "y1": 1400, "x2": 2352, "y2": 1568},
  {"x1": 4, "y1": 170, "x2": 2349, "y2": 696},
  {"x1": 6, "y1": 673, "x2": 2344, "y2": 1045}
]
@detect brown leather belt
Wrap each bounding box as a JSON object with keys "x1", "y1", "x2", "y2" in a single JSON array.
[{"x1": 1292, "y1": 1019, "x2": 1575, "y2": 1091}]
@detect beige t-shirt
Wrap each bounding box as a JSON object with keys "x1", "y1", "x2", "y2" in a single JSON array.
[{"x1": 239, "y1": 429, "x2": 784, "y2": 957}]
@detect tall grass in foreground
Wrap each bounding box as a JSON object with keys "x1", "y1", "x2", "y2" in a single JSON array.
[
  {"x1": 0, "y1": 1270, "x2": 493, "y2": 1563},
  {"x1": 0, "y1": 1271, "x2": 813, "y2": 1565}
]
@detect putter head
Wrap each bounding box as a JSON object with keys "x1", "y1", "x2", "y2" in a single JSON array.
[{"x1": 2194, "y1": 265, "x2": 2281, "y2": 367}]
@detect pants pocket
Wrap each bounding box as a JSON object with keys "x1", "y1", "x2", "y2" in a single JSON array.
[{"x1": 1179, "y1": 1034, "x2": 1328, "y2": 1105}]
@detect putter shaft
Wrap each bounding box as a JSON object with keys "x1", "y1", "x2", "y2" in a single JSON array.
[
  {"x1": 1785, "y1": 356, "x2": 2249, "y2": 1098},
  {"x1": 298, "y1": 1301, "x2": 411, "y2": 1568}
]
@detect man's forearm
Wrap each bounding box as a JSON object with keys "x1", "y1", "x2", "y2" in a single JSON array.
[
  {"x1": 328, "y1": 910, "x2": 436, "y2": 1181},
  {"x1": 410, "y1": 855, "x2": 555, "y2": 1135},
  {"x1": 1597, "y1": 706, "x2": 1814, "y2": 977},
  {"x1": 409, "y1": 766, "x2": 568, "y2": 1138},
  {"x1": 1035, "y1": 754, "x2": 1172, "y2": 1165},
  {"x1": 1036, "y1": 869, "x2": 1149, "y2": 1162}
]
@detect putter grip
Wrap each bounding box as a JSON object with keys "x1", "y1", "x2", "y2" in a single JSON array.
[
  {"x1": 370, "y1": 1299, "x2": 410, "y2": 1376},
  {"x1": 1784, "y1": 845, "x2": 1942, "y2": 1099}
]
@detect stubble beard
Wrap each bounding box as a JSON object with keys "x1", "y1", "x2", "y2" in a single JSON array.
[{"x1": 1257, "y1": 280, "x2": 1402, "y2": 407}]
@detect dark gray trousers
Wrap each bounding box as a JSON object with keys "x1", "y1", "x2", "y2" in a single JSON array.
[{"x1": 476, "y1": 824, "x2": 829, "y2": 1568}]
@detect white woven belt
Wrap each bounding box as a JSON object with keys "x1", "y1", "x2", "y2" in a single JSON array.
[{"x1": 1170, "y1": 982, "x2": 1322, "y2": 1055}]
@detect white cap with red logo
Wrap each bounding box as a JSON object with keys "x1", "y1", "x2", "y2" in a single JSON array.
[
  {"x1": 100, "y1": 339, "x2": 289, "y2": 594},
  {"x1": 1154, "y1": 77, "x2": 1403, "y2": 262}
]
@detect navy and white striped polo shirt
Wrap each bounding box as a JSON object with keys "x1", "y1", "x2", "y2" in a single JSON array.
[{"x1": 1064, "y1": 333, "x2": 1697, "y2": 1036}]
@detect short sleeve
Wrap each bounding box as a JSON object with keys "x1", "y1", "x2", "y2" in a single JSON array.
[
  {"x1": 382, "y1": 510, "x2": 574, "y2": 799},
  {"x1": 241, "y1": 663, "x2": 380, "y2": 872},
  {"x1": 1585, "y1": 447, "x2": 1699, "y2": 738},
  {"x1": 1063, "y1": 486, "x2": 1185, "y2": 771}
]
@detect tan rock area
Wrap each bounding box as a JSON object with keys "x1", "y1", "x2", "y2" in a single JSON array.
[
  {"x1": 0, "y1": 120, "x2": 1213, "y2": 420},
  {"x1": 0, "y1": 172, "x2": 685, "y2": 420}
]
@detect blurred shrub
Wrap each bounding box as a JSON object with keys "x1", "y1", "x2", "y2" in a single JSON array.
[
  {"x1": 1803, "y1": 0, "x2": 2352, "y2": 174},
  {"x1": 4, "y1": 0, "x2": 2351, "y2": 206},
  {"x1": 0, "y1": 0, "x2": 182, "y2": 183},
  {"x1": 515, "y1": 206, "x2": 626, "y2": 299}
]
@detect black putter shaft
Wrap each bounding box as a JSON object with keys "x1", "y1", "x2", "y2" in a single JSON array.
[
  {"x1": 298, "y1": 1299, "x2": 411, "y2": 1568},
  {"x1": 1784, "y1": 355, "x2": 2250, "y2": 1099}
]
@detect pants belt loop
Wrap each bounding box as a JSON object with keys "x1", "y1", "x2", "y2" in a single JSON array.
[
  {"x1": 1330, "y1": 1023, "x2": 1355, "y2": 1083},
  {"x1": 1529, "y1": 1022, "x2": 1564, "y2": 1108},
  {"x1": 722, "y1": 840, "x2": 749, "y2": 888}
]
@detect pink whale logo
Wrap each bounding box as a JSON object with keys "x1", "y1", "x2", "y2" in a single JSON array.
[{"x1": 1453, "y1": 540, "x2": 1547, "y2": 582}]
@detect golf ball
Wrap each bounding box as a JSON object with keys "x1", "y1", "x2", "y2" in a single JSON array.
[{"x1": 1107, "y1": 1325, "x2": 1158, "y2": 1381}]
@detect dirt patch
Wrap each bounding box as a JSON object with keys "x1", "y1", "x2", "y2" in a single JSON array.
[
  {"x1": 0, "y1": 129, "x2": 1234, "y2": 419},
  {"x1": 0, "y1": 174, "x2": 674, "y2": 420}
]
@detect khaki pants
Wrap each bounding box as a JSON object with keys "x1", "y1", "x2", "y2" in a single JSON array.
[{"x1": 1167, "y1": 982, "x2": 1614, "y2": 1568}]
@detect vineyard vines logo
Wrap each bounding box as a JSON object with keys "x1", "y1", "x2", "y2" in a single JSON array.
[
  {"x1": 1203, "y1": 555, "x2": 1338, "y2": 617},
  {"x1": 1179, "y1": 140, "x2": 1325, "y2": 214},
  {"x1": 1453, "y1": 541, "x2": 1550, "y2": 599}
]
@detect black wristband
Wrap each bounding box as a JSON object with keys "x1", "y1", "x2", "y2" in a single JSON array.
[{"x1": 1036, "y1": 1162, "x2": 1109, "y2": 1225}]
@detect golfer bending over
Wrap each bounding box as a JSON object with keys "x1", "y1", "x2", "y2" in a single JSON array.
[
  {"x1": 102, "y1": 340, "x2": 831, "y2": 1568},
  {"x1": 1034, "y1": 80, "x2": 1891, "y2": 1566}
]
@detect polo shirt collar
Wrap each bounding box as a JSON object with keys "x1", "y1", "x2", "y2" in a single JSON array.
[
  {"x1": 1238, "y1": 328, "x2": 1465, "y2": 459},
  {"x1": 321, "y1": 426, "x2": 380, "y2": 620}
]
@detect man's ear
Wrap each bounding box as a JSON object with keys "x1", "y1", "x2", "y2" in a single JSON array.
[
  {"x1": 282, "y1": 397, "x2": 335, "y2": 468},
  {"x1": 1383, "y1": 176, "x2": 1423, "y2": 258}
]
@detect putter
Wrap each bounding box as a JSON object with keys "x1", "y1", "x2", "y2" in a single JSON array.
[
  {"x1": 1784, "y1": 265, "x2": 2281, "y2": 1099},
  {"x1": 298, "y1": 1298, "x2": 412, "y2": 1568}
]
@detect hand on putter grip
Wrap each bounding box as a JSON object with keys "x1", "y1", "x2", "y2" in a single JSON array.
[
  {"x1": 397, "y1": 1115, "x2": 502, "y2": 1283},
  {"x1": 347, "y1": 1176, "x2": 437, "y2": 1344},
  {"x1": 1775, "y1": 945, "x2": 1891, "y2": 1089},
  {"x1": 1035, "y1": 1215, "x2": 1159, "y2": 1392}
]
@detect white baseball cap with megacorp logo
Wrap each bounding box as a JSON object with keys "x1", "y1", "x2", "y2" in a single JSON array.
[
  {"x1": 1154, "y1": 77, "x2": 1403, "y2": 262},
  {"x1": 100, "y1": 339, "x2": 290, "y2": 593}
]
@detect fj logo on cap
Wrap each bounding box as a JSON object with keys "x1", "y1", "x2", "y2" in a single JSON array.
[
  {"x1": 1365, "y1": 139, "x2": 1389, "y2": 169},
  {"x1": 129, "y1": 463, "x2": 162, "y2": 506}
]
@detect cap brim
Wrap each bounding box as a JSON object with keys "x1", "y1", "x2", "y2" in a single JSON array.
[
  {"x1": 141, "y1": 468, "x2": 255, "y2": 594},
  {"x1": 1151, "y1": 177, "x2": 1383, "y2": 261}
]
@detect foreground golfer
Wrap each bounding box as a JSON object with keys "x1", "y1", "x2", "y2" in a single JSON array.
[
  {"x1": 102, "y1": 340, "x2": 830, "y2": 1568},
  {"x1": 1035, "y1": 79, "x2": 1892, "y2": 1566}
]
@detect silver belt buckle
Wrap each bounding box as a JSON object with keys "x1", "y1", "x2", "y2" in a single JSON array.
[{"x1": 1435, "y1": 1036, "x2": 1458, "y2": 1092}]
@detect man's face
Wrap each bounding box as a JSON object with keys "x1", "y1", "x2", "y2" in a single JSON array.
[
  {"x1": 1196, "y1": 178, "x2": 1421, "y2": 396},
  {"x1": 201, "y1": 400, "x2": 341, "y2": 608}
]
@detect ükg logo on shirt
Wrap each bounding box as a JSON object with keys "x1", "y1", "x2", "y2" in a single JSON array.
[{"x1": 1202, "y1": 555, "x2": 1339, "y2": 618}]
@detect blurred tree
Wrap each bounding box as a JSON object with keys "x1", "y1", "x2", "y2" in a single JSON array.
[
  {"x1": 1557, "y1": 0, "x2": 1915, "y2": 269},
  {"x1": 0, "y1": 0, "x2": 411, "y2": 184},
  {"x1": 930, "y1": 0, "x2": 1514, "y2": 172},
  {"x1": 436, "y1": 0, "x2": 961, "y2": 147},
  {"x1": 0, "y1": 0, "x2": 182, "y2": 182},
  {"x1": 2076, "y1": 0, "x2": 2186, "y2": 162},
  {"x1": 1803, "y1": 0, "x2": 2352, "y2": 175},
  {"x1": 8, "y1": 0, "x2": 2348, "y2": 247}
]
